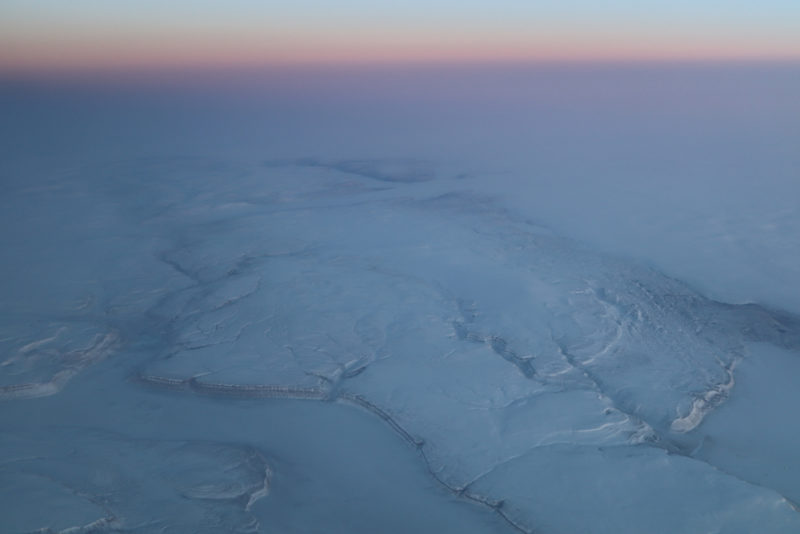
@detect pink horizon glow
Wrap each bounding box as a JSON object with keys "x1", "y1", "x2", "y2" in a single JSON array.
[{"x1": 3, "y1": 31, "x2": 800, "y2": 75}]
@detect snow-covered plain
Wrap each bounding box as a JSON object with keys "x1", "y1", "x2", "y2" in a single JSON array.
[{"x1": 1, "y1": 64, "x2": 799, "y2": 533}]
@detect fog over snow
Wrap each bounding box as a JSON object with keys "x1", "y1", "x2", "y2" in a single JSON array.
[{"x1": 1, "y1": 63, "x2": 799, "y2": 533}]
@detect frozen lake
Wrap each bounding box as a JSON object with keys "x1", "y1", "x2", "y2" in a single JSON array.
[{"x1": 1, "y1": 63, "x2": 799, "y2": 533}]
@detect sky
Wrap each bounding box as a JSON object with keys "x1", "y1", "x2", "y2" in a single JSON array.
[{"x1": 2, "y1": 1, "x2": 800, "y2": 72}]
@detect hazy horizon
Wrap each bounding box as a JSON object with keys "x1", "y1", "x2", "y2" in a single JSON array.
[{"x1": 3, "y1": 1, "x2": 800, "y2": 73}]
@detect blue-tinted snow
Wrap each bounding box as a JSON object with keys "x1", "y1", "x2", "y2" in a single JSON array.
[{"x1": 1, "y1": 64, "x2": 799, "y2": 533}]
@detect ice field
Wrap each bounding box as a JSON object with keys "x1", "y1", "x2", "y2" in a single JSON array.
[{"x1": 1, "y1": 64, "x2": 799, "y2": 532}]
